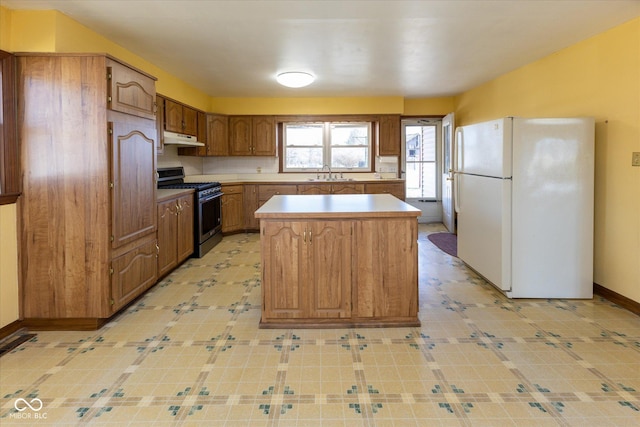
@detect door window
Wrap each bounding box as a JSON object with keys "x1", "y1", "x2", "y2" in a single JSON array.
[{"x1": 404, "y1": 122, "x2": 438, "y2": 199}]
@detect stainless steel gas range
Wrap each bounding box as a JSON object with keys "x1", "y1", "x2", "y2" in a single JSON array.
[{"x1": 157, "y1": 167, "x2": 223, "y2": 257}]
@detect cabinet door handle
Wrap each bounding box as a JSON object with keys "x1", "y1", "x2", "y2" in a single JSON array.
[
  {"x1": 309, "y1": 230, "x2": 312, "y2": 243},
  {"x1": 303, "y1": 230, "x2": 307, "y2": 243}
]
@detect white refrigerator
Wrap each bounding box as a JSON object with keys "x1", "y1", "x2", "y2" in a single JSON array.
[{"x1": 454, "y1": 117, "x2": 594, "y2": 298}]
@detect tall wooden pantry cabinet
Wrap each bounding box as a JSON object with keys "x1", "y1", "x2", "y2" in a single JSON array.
[{"x1": 17, "y1": 54, "x2": 158, "y2": 329}]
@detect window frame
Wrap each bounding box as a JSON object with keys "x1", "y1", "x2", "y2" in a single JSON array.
[
  {"x1": 278, "y1": 116, "x2": 375, "y2": 173},
  {"x1": 402, "y1": 119, "x2": 441, "y2": 201}
]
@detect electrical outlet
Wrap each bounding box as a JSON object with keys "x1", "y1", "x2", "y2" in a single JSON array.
[{"x1": 633, "y1": 152, "x2": 640, "y2": 167}]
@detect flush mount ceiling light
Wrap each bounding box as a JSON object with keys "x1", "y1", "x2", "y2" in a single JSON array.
[{"x1": 276, "y1": 71, "x2": 315, "y2": 88}]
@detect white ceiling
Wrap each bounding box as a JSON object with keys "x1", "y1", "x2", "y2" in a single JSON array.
[{"x1": 3, "y1": 0, "x2": 639, "y2": 98}]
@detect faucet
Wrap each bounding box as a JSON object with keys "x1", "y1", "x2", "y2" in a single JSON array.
[{"x1": 321, "y1": 164, "x2": 333, "y2": 180}]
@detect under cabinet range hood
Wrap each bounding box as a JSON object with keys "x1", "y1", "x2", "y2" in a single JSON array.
[{"x1": 163, "y1": 131, "x2": 205, "y2": 147}]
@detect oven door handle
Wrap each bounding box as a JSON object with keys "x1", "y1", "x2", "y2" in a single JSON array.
[{"x1": 200, "y1": 192, "x2": 223, "y2": 203}]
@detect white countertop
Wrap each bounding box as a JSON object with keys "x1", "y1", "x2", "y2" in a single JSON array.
[{"x1": 255, "y1": 194, "x2": 420, "y2": 219}]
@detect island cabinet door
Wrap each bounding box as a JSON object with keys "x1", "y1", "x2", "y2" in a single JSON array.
[
  {"x1": 353, "y1": 218, "x2": 418, "y2": 319},
  {"x1": 307, "y1": 221, "x2": 353, "y2": 318},
  {"x1": 261, "y1": 221, "x2": 308, "y2": 318}
]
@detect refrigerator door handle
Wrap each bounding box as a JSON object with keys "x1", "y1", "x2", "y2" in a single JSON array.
[{"x1": 453, "y1": 127, "x2": 463, "y2": 213}]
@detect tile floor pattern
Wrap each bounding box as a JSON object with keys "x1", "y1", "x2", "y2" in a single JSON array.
[{"x1": 1, "y1": 223, "x2": 639, "y2": 426}]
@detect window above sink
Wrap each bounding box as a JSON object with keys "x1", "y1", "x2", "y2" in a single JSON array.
[{"x1": 282, "y1": 121, "x2": 372, "y2": 173}]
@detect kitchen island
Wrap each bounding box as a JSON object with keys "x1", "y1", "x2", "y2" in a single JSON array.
[{"x1": 255, "y1": 194, "x2": 421, "y2": 328}]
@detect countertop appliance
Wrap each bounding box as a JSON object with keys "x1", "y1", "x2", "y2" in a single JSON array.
[
  {"x1": 454, "y1": 117, "x2": 594, "y2": 298},
  {"x1": 157, "y1": 167, "x2": 223, "y2": 257}
]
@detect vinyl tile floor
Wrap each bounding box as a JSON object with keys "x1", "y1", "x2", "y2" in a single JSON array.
[{"x1": 1, "y1": 224, "x2": 639, "y2": 426}]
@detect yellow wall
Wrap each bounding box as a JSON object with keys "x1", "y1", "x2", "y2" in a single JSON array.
[
  {"x1": 1, "y1": 7, "x2": 210, "y2": 110},
  {"x1": 211, "y1": 96, "x2": 406, "y2": 115},
  {"x1": 404, "y1": 97, "x2": 455, "y2": 116},
  {"x1": 455, "y1": 17, "x2": 640, "y2": 303},
  {"x1": 0, "y1": 204, "x2": 19, "y2": 328}
]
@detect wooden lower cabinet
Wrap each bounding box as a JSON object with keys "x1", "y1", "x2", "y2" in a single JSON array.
[
  {"x1": 261, "y1": 220, "x2": 352, "y2": 321},
  {"x1": 243, "y1": 185, "x2": 260, "y2": 230},
  {"x1": 157, "y1": 193, "x2": 194, "y2": 278},
  {"x1": 111, "y1": 238, "x2": 159, "y2": 312},
  {"x1": 352, "y1": 219, "x2": 418, "y2": 319},
  {"x1": 221, "y1": 185, "x2": 244, "y2": 233},
  {"x1": 364, "y1": 182, "x2": 405, "y2": 200},
  {"x1": 258, "y1": 184, "x2": 298, "y2": 206},
  {"x1": 257, "y1": 200, "x2": 419, "y2": 328}
]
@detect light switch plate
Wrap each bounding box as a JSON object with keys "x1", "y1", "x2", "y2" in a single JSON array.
[{"x1": 633, "y1": 152, "x2": 640, "y2": 167}]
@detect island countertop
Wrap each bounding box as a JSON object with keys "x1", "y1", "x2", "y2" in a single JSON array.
[{"x1": 254, "y1": 194, "x2": 420, "y2": 219}]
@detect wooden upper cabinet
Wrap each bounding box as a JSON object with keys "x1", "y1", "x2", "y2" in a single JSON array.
[
  {"x1": 229, "y1": 116, "x2": 253, "y2": 155},
  {"x1": 165, "y1": 99, "x2": 183, "y2": 133},
  {"x1": 107, "y1": 58, "x2": 156, "y2": 120},
  {"x1": 182, "y1": 106, "x2": 198, "y2": 135},
  {"x1": 208, "y1": 114, "x2": 229, "y2": 156},
  {"x1": 156, "y1": 94, "x2": 165, "y2": 154},
  {"x1": 378, "y1": 115, "x2": 401, "y2": 156},
  {"x1": 253, "y1": 116, "x2": 276, "y2": 155},
  {"x1": 229, "y1": 116, "x2": 276, "y2": 156},
  {"x1": 165, "y1": 98, "x2": 198, "y2": 136}
]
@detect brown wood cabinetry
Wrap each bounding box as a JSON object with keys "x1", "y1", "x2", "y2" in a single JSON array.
[
  {"x1": 221, "y1": 185, "x2": 244, "y2": 233},
  {"x1": 0, "y1": 50, "x2": 20, "y2": 204},
  {"x1": 107, "y1": 59, "x2": 156, "y2": 120},
  {"x1": 157, "y1": 193, "x2": 194, "y2": 278},
  {"x1": 165, "y1": 98, "x2": 198, "y2": 135},
  {"x1": 178, "y1": 113, "x2": 228, "y2": 157},
  {"x1": 243, "y1": 185, "x2": 260, "y2": 230},
  {"x1": 261, "y1": 220, "x2": 352, "y2": 320},
  {"x1": 208, "y1": 114, "x2": 230, "y2": 155},
  {"x1": 378, "y1": 115, "x2": 401, "y2": 156},
  {"x1": 256, "y1": 194, "x2": 419, "y2": 328},
  {"x1": 111, "y1": 239, "x2": 159, "y2": 312},
  {"x1": 353, "y1": 219, "x2": 418, "y2": 319},
  {"x1": 17, "y1": 54, "x2": 158, "y2": 328},
  {"x1": 298, "y1": 183, "x2": 364, "y2": 195},
  {"x1": 297, "y1": 184, "x2": 331, "y2": 195},
  {"x1": 229, "y1": 116, "x2": 276, "y2": 156},
  {"x1": 365, "y1": 182, "x2": 405, "y2": 200},
  {"x1": 156, "y1": 94, "x2": 166, "y2": 154},
  {"x1": 258, "y1": 184, "x2": 298, "y2": 206}
]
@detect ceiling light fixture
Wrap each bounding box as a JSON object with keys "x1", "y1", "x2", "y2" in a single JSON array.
[{"x1": 276, "y1": 71, "x2": 315, "y2": 88}]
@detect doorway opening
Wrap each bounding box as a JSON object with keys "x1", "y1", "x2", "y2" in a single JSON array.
[{"x1": 401, "y1": 119, "x2": 442, "y2": 223}]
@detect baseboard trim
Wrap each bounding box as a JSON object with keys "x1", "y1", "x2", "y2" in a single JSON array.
[
  {"x1": 0, "y1": 320, "x2": 24, "y2": 341},
  {"x1": 22, "y1": 318, "x2": 108, "y2": 331},
  {"x1": 594, "y1": 283, "x2": 640, "y2": 316}
]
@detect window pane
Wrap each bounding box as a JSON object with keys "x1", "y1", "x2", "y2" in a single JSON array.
[
  {"x1": 331, "y1": 124, "x2": 368, "y2": 146},
  {"x1": 285, "y1": 147, "x2": 324, "y2": 168},
  {"x1": 283, "y1": 121, "x2": 371, "y2": 171},
  {"x1": 405, "y1": 123, "x2": 437, "y2": 199},
  {"x1": 405, "y1": 126, "x2": 435, "y2": 161},
  {"x1": 406, "y1": 162, "x2": 436, "y2": 198},
  {"x1": 285, "y1": 124, "x2": 323, "y2": 147},
  {"x1": 331, "y1": 147, "x2": 369, "y2": 169}
]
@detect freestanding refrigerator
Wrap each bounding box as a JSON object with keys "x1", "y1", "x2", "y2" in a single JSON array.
[{"x1": 454, "y1": 117, "x2": 594, "y2": 298}]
